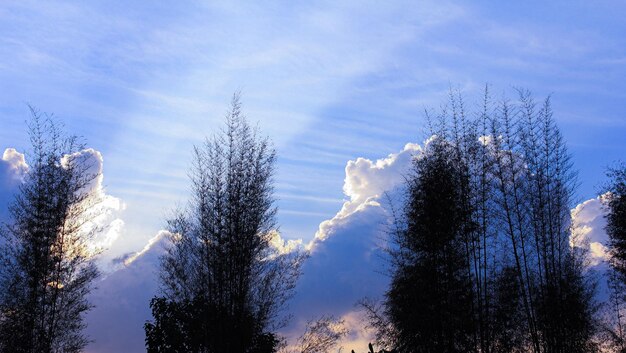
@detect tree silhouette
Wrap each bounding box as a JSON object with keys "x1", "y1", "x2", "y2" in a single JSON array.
[
  {"x1": 607, "y1": 165, "x2": 626, "y2": 280},
  {"x1": 490, "y1": 91, "x2": 596, "y2": 352},
  {"x1": 145, "y1": 93, "x2": 303, "y2": 353},
  {"x1": 0, "y1": 109, "x2": 101, "y2": 353},
  {"x1": 365, "y1": 88, "x2": 598, "y2": 353},
  {"x1": 385, "y1": 138, "x2": 476, "y2": 353}
]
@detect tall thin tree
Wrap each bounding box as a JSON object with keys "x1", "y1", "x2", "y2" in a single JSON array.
[
  {"x1": 490, "y1": 91, "x2": 596, "y2": 352},
  {"x1": 145, "y1": 93, "x2": 303, "y2": 353},
  {"x1": 0, "y1": 108, "x2": 101, "y2": 353}
]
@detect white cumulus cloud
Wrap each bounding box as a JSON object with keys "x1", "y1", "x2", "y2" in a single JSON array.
[
  {"x1": 1, "y1": 148, "x2": 28, "y2": 182},
  {"x1": 570, "y1": 193, "x2": 611, "y2": 266},
  {"x1": 68, "y1": 149, "x2": 126, "y2": 255},
  {"x1": 311, "y1": 142, "x2": 421, "y2": 245},
  {"x1": 0, "y1": 148, "x2": 29, "y2": 219},
  {"x1": 284, "y1": 142, "x2": 424, "y2": 351},
  {"x1": 270, "y1": 230, "x2": 304, "y2": 255}
]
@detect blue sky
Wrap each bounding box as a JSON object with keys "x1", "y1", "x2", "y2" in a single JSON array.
[
  {"x1": 1, "y1": 1, "x2": 625, "y2": 351},
  {"x1": 2, "y1": 0, "x2": 625, "y2": 250}
]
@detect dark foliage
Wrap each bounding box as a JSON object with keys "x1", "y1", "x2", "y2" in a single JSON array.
[
  {"x1": 145, "y1": 297, "x2": 205, "y2": 353},
  {"x1": 490, "y1": 267, "x2": 525, "y2": 353},
  {"x1": 486, "y1": 89, "x2": 596, "y2": 352},
  {"x1": 386, "y1": 139, "x2": 476, "y2": 353},
  {"x1": 607, "y1": 165, "x2": 626, "y2": 280},
  {"x1": 288, "y1": 315, "x2": 348, "y2": 353},
  {"x1": 145, "y1": 297, "x2": 280, "y2": 353}
]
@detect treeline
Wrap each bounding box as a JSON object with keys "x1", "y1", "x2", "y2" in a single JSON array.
[{"x1": 0, "y1": 90, "x2": 624, "y2": 353}]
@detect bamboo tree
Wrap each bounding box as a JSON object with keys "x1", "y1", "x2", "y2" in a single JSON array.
[
  {"x1": 370, "y1": 88, "x2": 597, "y2": 352},
  {"x1": 145, "y1": 93, "x2": 304, "y2": 353},
  {"x1": 0, "y1": 108, "x2": 101, "y2": 353}
]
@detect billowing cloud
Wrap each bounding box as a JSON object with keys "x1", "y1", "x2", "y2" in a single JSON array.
[
  {"x1": 568, "y1": 194, "x2": 617, "y2": 307},
  {"x1": 0, "y1": 148, "x2": 29, "y2": 220},
  {"x1": 283, "y1": 142, "x2": 423, "y2": 351},
  {"x1": 343, "y1": 143, "x2": 420, "y2": 207},
  {"x1": 63, "y1": 149, "x2": 127, "y2": 262},
  {"x1": 570, "y1": 194, "x2": 610, "y2": 266},
  {"x1": 1, "y1": 148, "x2": 28, "y2": 181},
  {"x1": 270, "y1": 230, "x2": 304, "y2": 255},
  {"x1": 312, "y1": 142, "x2": 421, "y2": 244},
  {"x1": 119, "y1": 230, "x2": 169, "y2": 267}
]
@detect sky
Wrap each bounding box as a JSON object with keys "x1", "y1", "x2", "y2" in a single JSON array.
[{"x1": 1, "y1": 1, "x2": 625, "y2": 352}]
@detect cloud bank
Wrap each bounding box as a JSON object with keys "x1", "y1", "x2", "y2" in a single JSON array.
[
  {"x1": 1, "y1": 140, "x2": 607, "y2": 353},
  {"x1": 85, "y1": 231, "x2": 169, "y2": 353}
]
